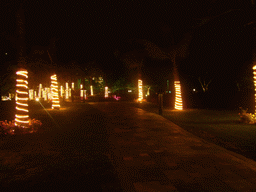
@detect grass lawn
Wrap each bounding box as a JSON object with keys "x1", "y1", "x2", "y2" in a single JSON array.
[{"x1": 130, "y1": 101, "x2": 256, "y2": 161}]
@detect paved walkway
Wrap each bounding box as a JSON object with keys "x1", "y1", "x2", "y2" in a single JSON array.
[{"x1": 90, "y1": 102, "x2": 256, "y2": 192}]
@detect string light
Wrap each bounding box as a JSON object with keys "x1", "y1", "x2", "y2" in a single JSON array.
[
  {"x1": 138, "y1": 79, "x2": 143, "y2": 102},
  {"x1": 51, "y1": 74, "x2": 60, "y2": 109},
  {"x1": 174, "y1": 81, "x2": 183, "y2": 110},
  {"x1": 15, "y1": 70, "x2": 29, "y2": 127},
  {"x1": 253, "y1": 65, "x2": 256, "y2": 114}
]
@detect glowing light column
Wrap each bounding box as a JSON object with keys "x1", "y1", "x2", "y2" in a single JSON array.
[
  {"x1": 39, "y1": 84, "x2": 42, "y2": 98},
  {"x1": 90, "y1": 85, "x2": 93, "y2": 96},
  {"x1": 15, "y1": 70, "x2": 29, "y2": 127},
  {"x1": 65, "y1": 82, "x2": 69, "y2": 99},
  {"x1": 253, "y1": 65, "x2": 256, "y2": 114},
  {"x1": 51, "y1": 74, "x2": 60, "y2": 109},
  {"x1": 29, "y1": 89, "x2": 34, "y2": 100},
  {"x1": 105, "y1": 86, "x2": 108, "y2": 98},
  {"x1": 138, "y1": 79, "x2": 143, "y2": 102},
  {"x1": 174, "y1": 81, "x2": 183, "y2": 110}
]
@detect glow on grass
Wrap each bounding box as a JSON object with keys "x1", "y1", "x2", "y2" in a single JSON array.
[
  {"x1": 105, "y1": 86, "x2": 108, "y2": 98},
  {"x1": 15, "y1": 70, "x2": 29, "y2": 127},
  {"x1": 51, "y1": 74, "x2": 60, "y2": 109},
  {"x1": 174, "y1": 81, "x2": 183, "y2": 110},
  {"x1": 138, "y1": 79, "x2": 143, "y2": 102}
]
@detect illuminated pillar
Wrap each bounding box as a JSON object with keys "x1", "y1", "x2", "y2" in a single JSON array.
[
  {"x1": 34, "y1": 91, "x2": 37, "y2": 97},
  {"x1": 72, "y1": 82, "x2": 74, "y2": 90},
  {"x1": 90, "y1": 85, "x2": 93, "y2": 96},
  {"x1": 39, "y1": 84, "x2": 42, "y2": 98},
  {"x1": 51, "y1": 74, "x2": 60, "y2": 109},
  {"x1": 15, "y1": 70, "x2": 29, "y2": 127},
  {"x1": 253, "y1": 65, "x2": 256, "y2": 114},
  {"x1": 80, "y1": 84, "x2": 83, "y2": 89},
  {"x1": 147, "y1": 87, "x2": 150, "y2": 96},
  {"x1": 138, "y1": 79, "x2": 143, "y2": 102},
  {"x1": 105, "y1": 86, "x2": 108, "y2": 98},
  {"x1": 47, "y1": 88, "x2": 51, "y2": 100},
  {"x1": 174, "y1": 81, "x2": 183, "y2": 110},
  {"x1": 65, "y1": 82, "x2": 69, "y2": 99},
  {"x1": 69, "y1": 88, "x2": 71, "y2": 97},
  {"x1": 29, "y1": 89, "x2": 34, "y2": 100}
]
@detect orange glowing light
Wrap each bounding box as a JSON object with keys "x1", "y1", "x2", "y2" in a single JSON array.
[
  {"x1": 15, "y1": 70, "x2": 29, "y2": 127},
  {"x1": 51, "y1": 74, "x2": 60, "y2": 109},
  {"x1": 105, "y1": 86, "x2": 108, "y2": 98},
  {"x1": 138, "y1": 79, "x2": 143, "y2": 102},
  {"x1": 72, "y1": 82, "x2": 74, "y2": 90},
  {"x1": 65, "y1": 82, "x2": 69, "y2": 99},
  {"x1": 39, "y1": 84, "x2": 42, "y2": 98},
  {"x1": 174, "y1": 81, "x2": 183, "y2": 110}
]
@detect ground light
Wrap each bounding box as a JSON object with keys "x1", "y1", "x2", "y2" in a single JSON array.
[
  {"x1": 138, "y1": 79, "x2": 143, "y2": 102},
  {"x1": 51, "y1": 74, "x2": 60, "y2": 109},
  {"x1": 174, "y1": 81, "x2": 183, "y2": 110},
  {"x1": 15, "y1": 70, "x2": 29, "y2": 127}
]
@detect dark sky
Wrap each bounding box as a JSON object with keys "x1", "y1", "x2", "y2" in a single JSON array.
[{"x1": 1, "y1": 0, "x2": 255, "y2": 88}]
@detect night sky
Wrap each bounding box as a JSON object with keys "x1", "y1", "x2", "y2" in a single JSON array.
[{"x1": 1, "y1": 0, "x2": 255, "y2": 102}]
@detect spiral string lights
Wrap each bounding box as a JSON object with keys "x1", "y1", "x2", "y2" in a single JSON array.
[
  {"x1": 253, "y1": 65, "x2": 256, "y2": 114},
  {"x1": 51, "y1": 74, "x2": 60, "y2": 109},
  {"x1": 138, "y1": 79, "x2": 143, "y2": 102},
  {"x1": 15, "y1": 70, "x2": 29, "y2": 127},
  {"x1": 174, "y1": 81, "x2": 183, "y2": 110}
]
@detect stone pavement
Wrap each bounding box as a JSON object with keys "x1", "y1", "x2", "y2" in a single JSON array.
[{"x1": 90, "y1": 102, "x2": 256, "y2": 192}]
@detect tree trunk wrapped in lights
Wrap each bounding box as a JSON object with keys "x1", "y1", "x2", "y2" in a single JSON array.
[
  {"x1": 90, "y1": 85, "x2": 93, "y2": 96},
  {"x1": 15, "y1": 70, "x2": 29, "y2": 127},
  {"x1": 173, "y1": 56, "x2": 183, "y2": 110},
  {"x1": 51, "y1": 74, "x2": 60, "y2": 109},
  {"x1": 105, "y1": 86, "x2": 108, "y2": 98},
  {"x1": 138, "y1": 79, "x2": 143, "y2": 102},
  {"x1": 253, "y1": 65, "x2": 256, "y2": 114}
]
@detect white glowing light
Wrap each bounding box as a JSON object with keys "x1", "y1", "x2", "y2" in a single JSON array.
[
  {"x1": 138, "y1": 79, "x2": 143, "y2": 102},
  {"x1": 174, "y1": 81, "x2": 183, "y2": 110},
  {"x1": 105, "y1": 86, "x2": 108, "y2": 98},
  {"x1": 80, "y1": 84, "x2": 83, "y2": 89},
  {"x1": 80, "y1": 90, "x2": 83, "y2": 97},
  {"x1": 51, "y1": 74, "x2": 60, "y2": 109},
  {"x1": 90, "y1": 85, "x2": 93, "y2": 96},
  {"x1": 15, "y1": 70, "x2": 29, "y2": 127},
  {"x1": 72, "y1": 82, "x2": 74, "y2": 90}
]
